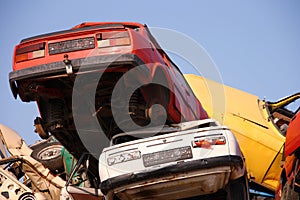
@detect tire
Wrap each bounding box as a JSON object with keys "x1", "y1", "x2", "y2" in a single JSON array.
[
  {"x1": 280, "y1": 181, "x2": 299, "y2": 200},
  {"x1": 226, "y1": 175, "x2": 249, "y2": 200},
  {"x1": 31, "y1": 141, "x2": 64, "y2": 172},
  {"x1": 18, "y1": 192, "x2": 36, "y2": 200}
]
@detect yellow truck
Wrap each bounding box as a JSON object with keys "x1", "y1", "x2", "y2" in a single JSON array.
[{"x1": 185, "y1": 74, "x2": 299, "y2": 192}]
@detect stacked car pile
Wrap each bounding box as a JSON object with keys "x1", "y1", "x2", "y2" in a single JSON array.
[
  {"x1": 5, "y1": 22, "x2": 250, "y2": 200},
  {"x1": 4, "y1": 22, "x2": 299, "y2": 199}
]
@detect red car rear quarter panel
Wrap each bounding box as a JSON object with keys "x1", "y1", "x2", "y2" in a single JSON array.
[{"x1": 285, "y1": 112, "x2": 300, "y2": 156}]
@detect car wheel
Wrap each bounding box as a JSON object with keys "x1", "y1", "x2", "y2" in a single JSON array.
[
  {"x1": 280, "y1": 181, "x2": 299, "y2": 200},
  {"x1": 31, "y1": 142, "x2": 64, "y2": 172},
  {"x1": 226, "y1": 175, "x2": 249, "y2": 200},
  {"x1": 18, "y1": 192, "x2": 36, "y2": 200}
]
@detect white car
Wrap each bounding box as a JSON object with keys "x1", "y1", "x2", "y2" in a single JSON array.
[{"x1": 99, "y1": 119, "x2": 249, "y2": 200}]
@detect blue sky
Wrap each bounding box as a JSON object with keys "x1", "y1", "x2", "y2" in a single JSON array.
[{"x1": 0, "y1": 1, "x2": 299, "y2": 144}]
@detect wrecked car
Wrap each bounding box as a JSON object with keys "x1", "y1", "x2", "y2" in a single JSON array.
[
  {"x1": 185, "y1": 74, "x2": 300, "y2": 194},
  {"x1": 9, "y1": 22, "x2": 208, "y2": 175},
  {"x1": 0, "y1": 124, "x2": 64, "y2": 199},
  {"x1": 0, "y1": 124, "x2": 103, "y2": 200},
  {"x1": 276, "y1": 111, "x2": 300, "y2": 200},
  {"x1": 99, "y1": 119, "x2": 249, "y2": 200}
]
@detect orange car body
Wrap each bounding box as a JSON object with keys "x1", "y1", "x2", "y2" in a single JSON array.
[
  {"x1": 285, "y1": 112, "x2": 300, "y2": 157},
  {"x1": 276, "y1": 112, "x2": 300, "y2": 199}
]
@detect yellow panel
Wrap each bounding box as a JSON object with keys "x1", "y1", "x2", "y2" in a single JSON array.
[{"x1": 184, "y1": 74, "x2": 285, "y2": 190}]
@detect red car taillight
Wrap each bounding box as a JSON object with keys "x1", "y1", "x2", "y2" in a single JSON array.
[
  {"x1": 15, "y1": 42, "x2": 45, "y2": 63},
  {"x1": 96, "y1": 31, "x2": 130, "y2": 48},
  {"x1": 192, "y1": 136, "x2": 226, "y2": 149}
]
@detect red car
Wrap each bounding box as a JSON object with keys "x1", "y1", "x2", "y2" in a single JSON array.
[
  {"x1": 9, "y1": 22, "x2": 208, "y2": 173},
  {"x1": 276, "y1": 111, "x2": 300, "y2": 199}
]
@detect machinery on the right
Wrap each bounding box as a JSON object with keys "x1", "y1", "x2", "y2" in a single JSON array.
[{"x1": 276, "y1": 111, "x2": 300, "y2": 200}]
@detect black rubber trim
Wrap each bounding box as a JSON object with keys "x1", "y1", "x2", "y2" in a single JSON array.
[
  {"x1": 9, "y1": 54, "x2": 144, "y2": 81},
  {"x1": 9, "y1": 54, "x2": 146, "y2": 98},
  {"x1": 248, "y1": 180, "x2": 275, "y2": 196},
  {"x1": 100, "y1": 155, "x2": 244, "y2": 195}
]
